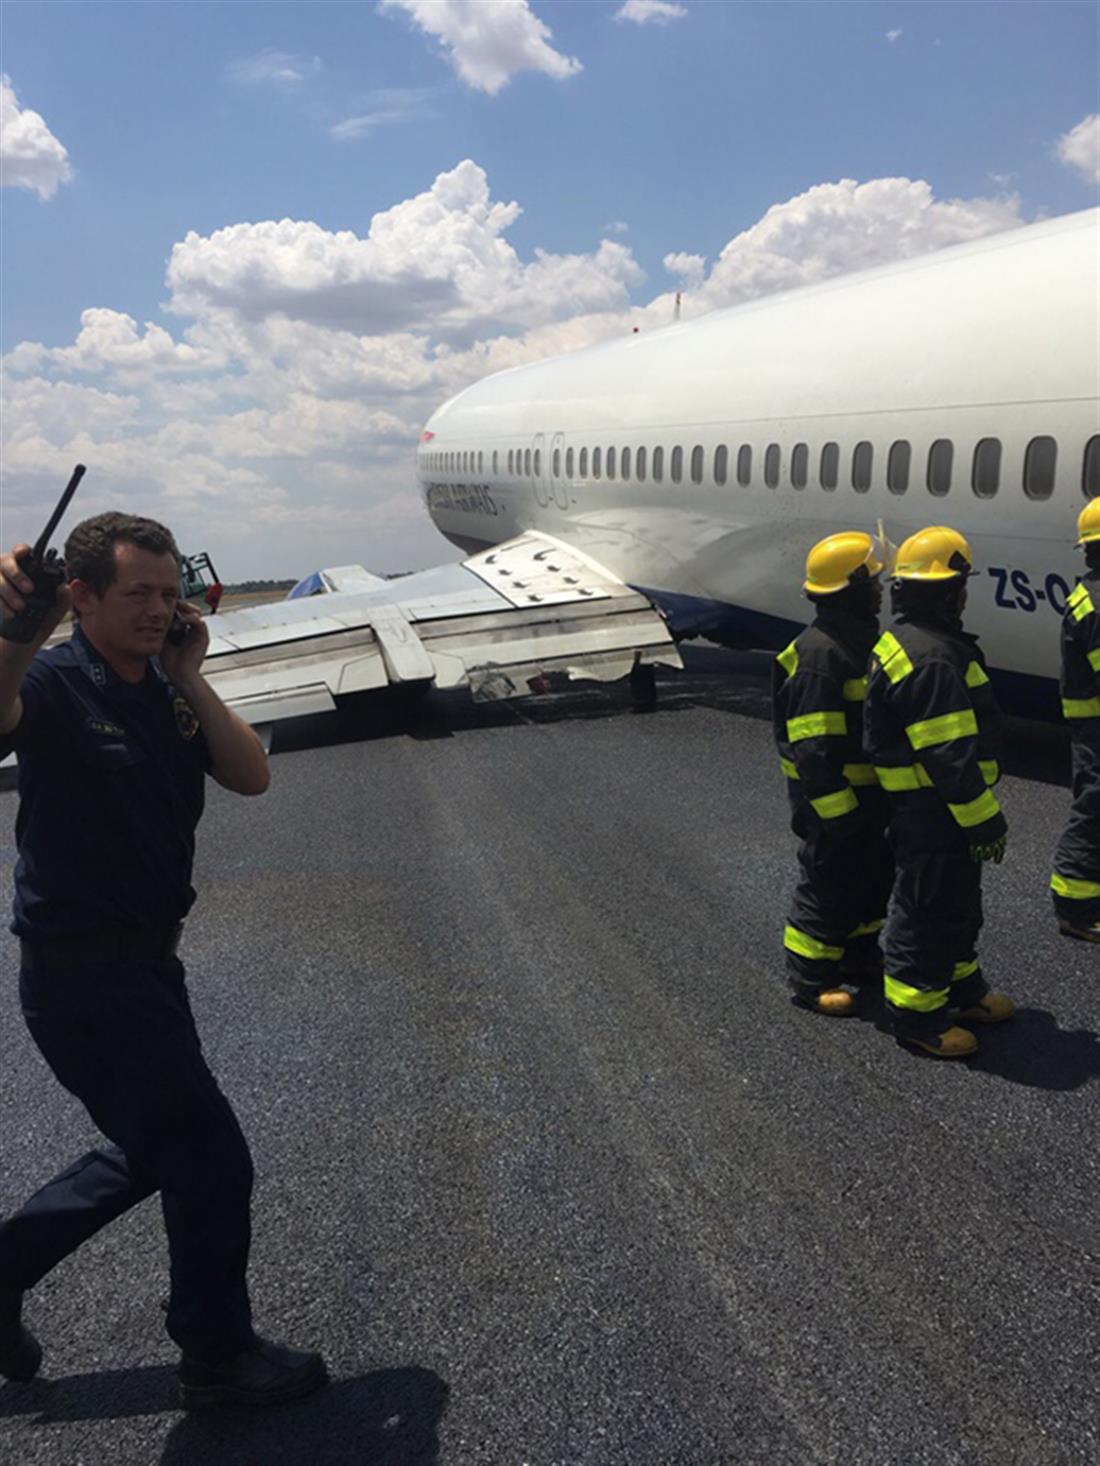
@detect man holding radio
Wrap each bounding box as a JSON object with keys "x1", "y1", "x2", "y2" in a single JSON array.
[{"x1": 0, "y1": 510, "x2": 327, "y2": 1408}]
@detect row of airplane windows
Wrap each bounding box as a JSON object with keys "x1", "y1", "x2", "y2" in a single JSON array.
[{"x1": 423, "y1": 434, "x2": 1100, "y2": 501}]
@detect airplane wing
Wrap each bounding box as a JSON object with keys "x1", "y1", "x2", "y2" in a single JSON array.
[{"x1": 202, "y1": 531, "x2": 681, "y2": 728}]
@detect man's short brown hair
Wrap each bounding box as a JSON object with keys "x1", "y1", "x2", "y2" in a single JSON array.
[{"x1": 64, "y1": 512, "x2": 180, "y2": 596}]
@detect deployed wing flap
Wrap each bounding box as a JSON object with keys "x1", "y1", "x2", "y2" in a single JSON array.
[{"x1": 200, "y1": 531, "x2": 680, "y2": 724}]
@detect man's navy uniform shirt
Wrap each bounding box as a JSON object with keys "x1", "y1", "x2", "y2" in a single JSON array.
[{"x1": 0, "y1": 624, "x2": 211, "y2": 939}]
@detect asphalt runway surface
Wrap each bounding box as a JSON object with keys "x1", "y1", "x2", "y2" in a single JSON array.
[{"x1": 1, "y1": 650, "x2": 1097, "y2": 1465}]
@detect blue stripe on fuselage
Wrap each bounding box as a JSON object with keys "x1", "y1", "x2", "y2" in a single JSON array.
[{"x1": 638, "y1": 584, "x2": 1060, "y2": 721}]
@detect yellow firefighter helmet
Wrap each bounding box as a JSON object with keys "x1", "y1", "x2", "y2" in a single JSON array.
[
  {"x1": 1076, "y1": 498, "x2": 1100, "y2": 546},
  {"x1": 803, "y1": 531, "x2": 884, "y2": 596},
  {"x1": 893, "y1": 526, "x2": 974, "y2": 581}
]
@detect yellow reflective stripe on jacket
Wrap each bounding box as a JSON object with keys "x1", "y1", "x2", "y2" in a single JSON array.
[
  {"x1": 906, "y1": 709, "x2": 979, "y2": 749},
  {"x1": 874, "y1": 763, "x2": 934, "y2": 791},
  {"x1": 783, "y1": 925, "x2": 843, "y2": 962},
  {"x1": 1051, "y1": 872, "x2": 1100, "y2": 899},
  {"x1": 810, "y1": 786, "x2": 859, "y2": 820},
  {"x1": 783, "y1": 759, "x2": 875, "y2": 788},
  {"x1": 843, "y1": 762, "x2": 878, "y2": 786},
  {"x1": 1069, "y1": 583, "x2": 1094, "y2": 621},
  {"x1": 947, "y1": 789, "x2": 1001, "y2": 829},
  {"x1": 787, "y1": 710, "x2": 847, "y2": 742},
  {"x1": 952, "y1": 959, "x2": 979, "y2": 981},
  {"x1": 842, "y1": 676, "x2": 867, "y2": 701},
  {"x1": 884, "y1": 975, "x2": 948, "y2": 1013},
  {"x1": 1088, "y1": 648, "x2": 1100, "y2": 673},
  {"x1": 848, "y1": 919, "x2": 884, "y2": 938},
  {"x1": 979, "y1": 759, "x2": 1000, "y2": 785},
  {"x1": 873, "y1": 631, "x2": 914, "y2": 684},
  {"x1": 965, "y1": 661, "x2": 989, "y2": 688},
  {"x1": 777, "y1": 640, "x2": 799, "y2": 677},
  {"x1": 1062, "y1": 696, "x2": 1100, "y2": 718}
]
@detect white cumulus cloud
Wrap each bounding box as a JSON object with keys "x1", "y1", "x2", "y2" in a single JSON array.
[
  {"x1": 683, "y1": 177, "x2": 1023, "y2": 317},
  {"x1": 165, "y1": 159, "x2": 643, "y2": 342},
  {"x1": 379, "y1": 0, "x2": 581, "y2": 94},
  {"x1": 616, "y1": 1, "x2": 688, "y2": 25},
  {"x1": 663, "y1": 252, "x2": 706, "y2": 288},
  {"x1": 0, "y1": 75, "x2": 73, "y2": 200},
  {"x1": 1057, "y1": 114, "x2": 1100, "y2": 186},
  {"x1": 885, "y1": 28, "x2": 903, "y2": 44}
]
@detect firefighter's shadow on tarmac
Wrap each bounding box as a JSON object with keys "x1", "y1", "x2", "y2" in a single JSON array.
[
  {"x1": 860, "y1": 990, "x2": 1100, "y2": 1089},
  {"x1": 158, "y1": 1367, "x2": 449, "y2": 1466}
]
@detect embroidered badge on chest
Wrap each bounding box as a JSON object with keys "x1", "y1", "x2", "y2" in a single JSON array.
[{"x1": 174, "y1": 697, "x2": 199, "y2": 740}]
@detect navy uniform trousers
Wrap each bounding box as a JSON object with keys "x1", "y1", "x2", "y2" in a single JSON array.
[{"x1": 0, "y1": 953, "x2": 254, "y2": 1360}]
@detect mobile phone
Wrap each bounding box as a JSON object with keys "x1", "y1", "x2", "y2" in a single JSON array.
[{"x1": 167, "y1": 612, "x2": 191, "y2": 646}]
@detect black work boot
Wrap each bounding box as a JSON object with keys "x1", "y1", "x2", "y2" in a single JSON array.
[
  {"x1": 179, "y1": 1336, "x2": 328, "y2": 1409},
  {"x1": 0, "y1": 1288, "x2": 42, "y2": 1383}
]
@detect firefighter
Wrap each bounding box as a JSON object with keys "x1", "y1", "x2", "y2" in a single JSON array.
[
  {"x1": 774, "y1": 531, "x2": 893, "y2": 1016},
  {"x1": 1051, "y1": 498, "x2": 1100, "y2": 940},
  {"x1": 865, "y1": 526, "x2": 1014, "y2": 1058}
]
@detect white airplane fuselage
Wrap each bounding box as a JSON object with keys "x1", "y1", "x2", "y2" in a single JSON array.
[{"x1": 417, "y1": 209, "x2": 1100, "y2": 715}]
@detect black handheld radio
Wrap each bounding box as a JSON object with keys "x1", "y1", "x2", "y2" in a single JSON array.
[{"x1": 0, "y1": 464, "x2": 87, "y2": 644}]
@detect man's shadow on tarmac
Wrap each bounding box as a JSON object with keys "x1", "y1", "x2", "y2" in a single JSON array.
[
  {"x1": 1, "y1": 1364, "x2": 448, "y2": 1465},
  {"x1": 858, "y1": 989, "x2": 1100, "y2": 1089}
]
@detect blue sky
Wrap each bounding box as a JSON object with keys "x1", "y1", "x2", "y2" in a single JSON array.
[{"x1": 2, "y1": 1, "x2": 1098, "y2": 575}]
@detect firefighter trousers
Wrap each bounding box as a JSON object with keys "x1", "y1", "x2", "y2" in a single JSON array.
[
  {"x1": 783, "y1": 799, "x2": 893, "y2": 1001},
  {"x1": 882, "y1": 828, "x2": 989, "y2": 1038},
  {"x1": 1052, "y1": 727, "x2": 1100, "y2": 929}
]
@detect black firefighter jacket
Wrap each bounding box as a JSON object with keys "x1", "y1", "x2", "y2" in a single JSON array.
[
  {"x1": 772, "y1": 606, "x2": 882, "y2": 832},
  {"x1": 1060, "y1": 569, "x2": 1100, "y2": 727},
  {"x1": 864, "y1": 612, "x2": 1006, "y2": 849}
]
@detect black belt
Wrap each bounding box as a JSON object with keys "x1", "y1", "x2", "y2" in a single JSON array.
[{"x1": 19, "y1": 923, "x2": 184, "y2": 971}]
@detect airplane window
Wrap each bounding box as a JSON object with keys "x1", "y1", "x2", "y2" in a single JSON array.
[
  {"x1": 566, "y1": 447, "x2": 574, "y2": 478},
  {"x1": 888, "y1": 440, "x2": 911, "y2": 495},
  {"x1": 1085, "y1": 436, "x2": 1100, "y2": 497},
  {"x1": 621, "y1": 447, "x2": 631, "y2": 481},
  {"x1": 820, "y1": 442, "x2": 838, "y2": 491},
  {"x1": 852, "y1": 441, "x2": 873, "y2": 493},
  {"x1": 791, "y1": 443, "x2": 808, "y2": 490},
  {"x1": 507, "y1": 450, "x2": 512, "y2": 474},
  {"x1": 478, "y1": 451, "x2": 484, "y2": 474},
  {"x1": 636, "y1": 446, "x2": 647, "y2": 482},
  {"x1": 553, "y1": 449, "x2": 561, "y2": 478},
  {"x1": 653, "y1": 446, "x2": 664, "y2": 483},
  {"x1": 714, "y1": 445, "x2": 728, "y2": 486},
  {"x1": 493, "y1": 451, "x2": 498, "y2": 475},
  {"x1": 737, "y1": 445, "x2": 752, "y2": 487},
  {"x1": 927, "y1": 439, "x2": 953, "y2": 496},
  {"x1": 593, "y1": 447, "x2": 602, "y2": 479},
  {"x1": 525, "y1": 449, "x2": 532, "y2": 477},
  {"x1": 764, "y1": 444, "x2": 780, "y2": 488},
  {"x1": 1024, "y1": 437, "x2": 1057, "y2": 500},
  {"x1": 607, "y1": 447, "x2": 617, "y2": 481},
  {"x1": 691, "y1": 445, "x2": 704, "y2": 484},
  {"x1": 671, "y1": 446, "x2": 684, "y2": 483},
  {"x1": 972, "y1": 438, "x2": 1001, "y2": 498},
  {"x1": 534, "y1": 449, "x2": 541, "y2": 477},
  {"x1": 579, "y1": 447, "x2": 588, "y2": 477}
]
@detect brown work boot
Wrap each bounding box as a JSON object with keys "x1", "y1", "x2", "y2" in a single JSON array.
[
  {"x1": 903, "y1": 1025, "x2": 978, "y2": 1059},
  {"x1": 956, "y1": 992, "x2": 1015, "y2": 1024},
  {"x1": 793, "y1": 987, "x2": 858, "y2": 1017}
]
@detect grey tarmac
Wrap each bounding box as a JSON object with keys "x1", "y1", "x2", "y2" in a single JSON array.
[{"x1": 1, "y1": 651, "x2": 1098, "y2": 1466}]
